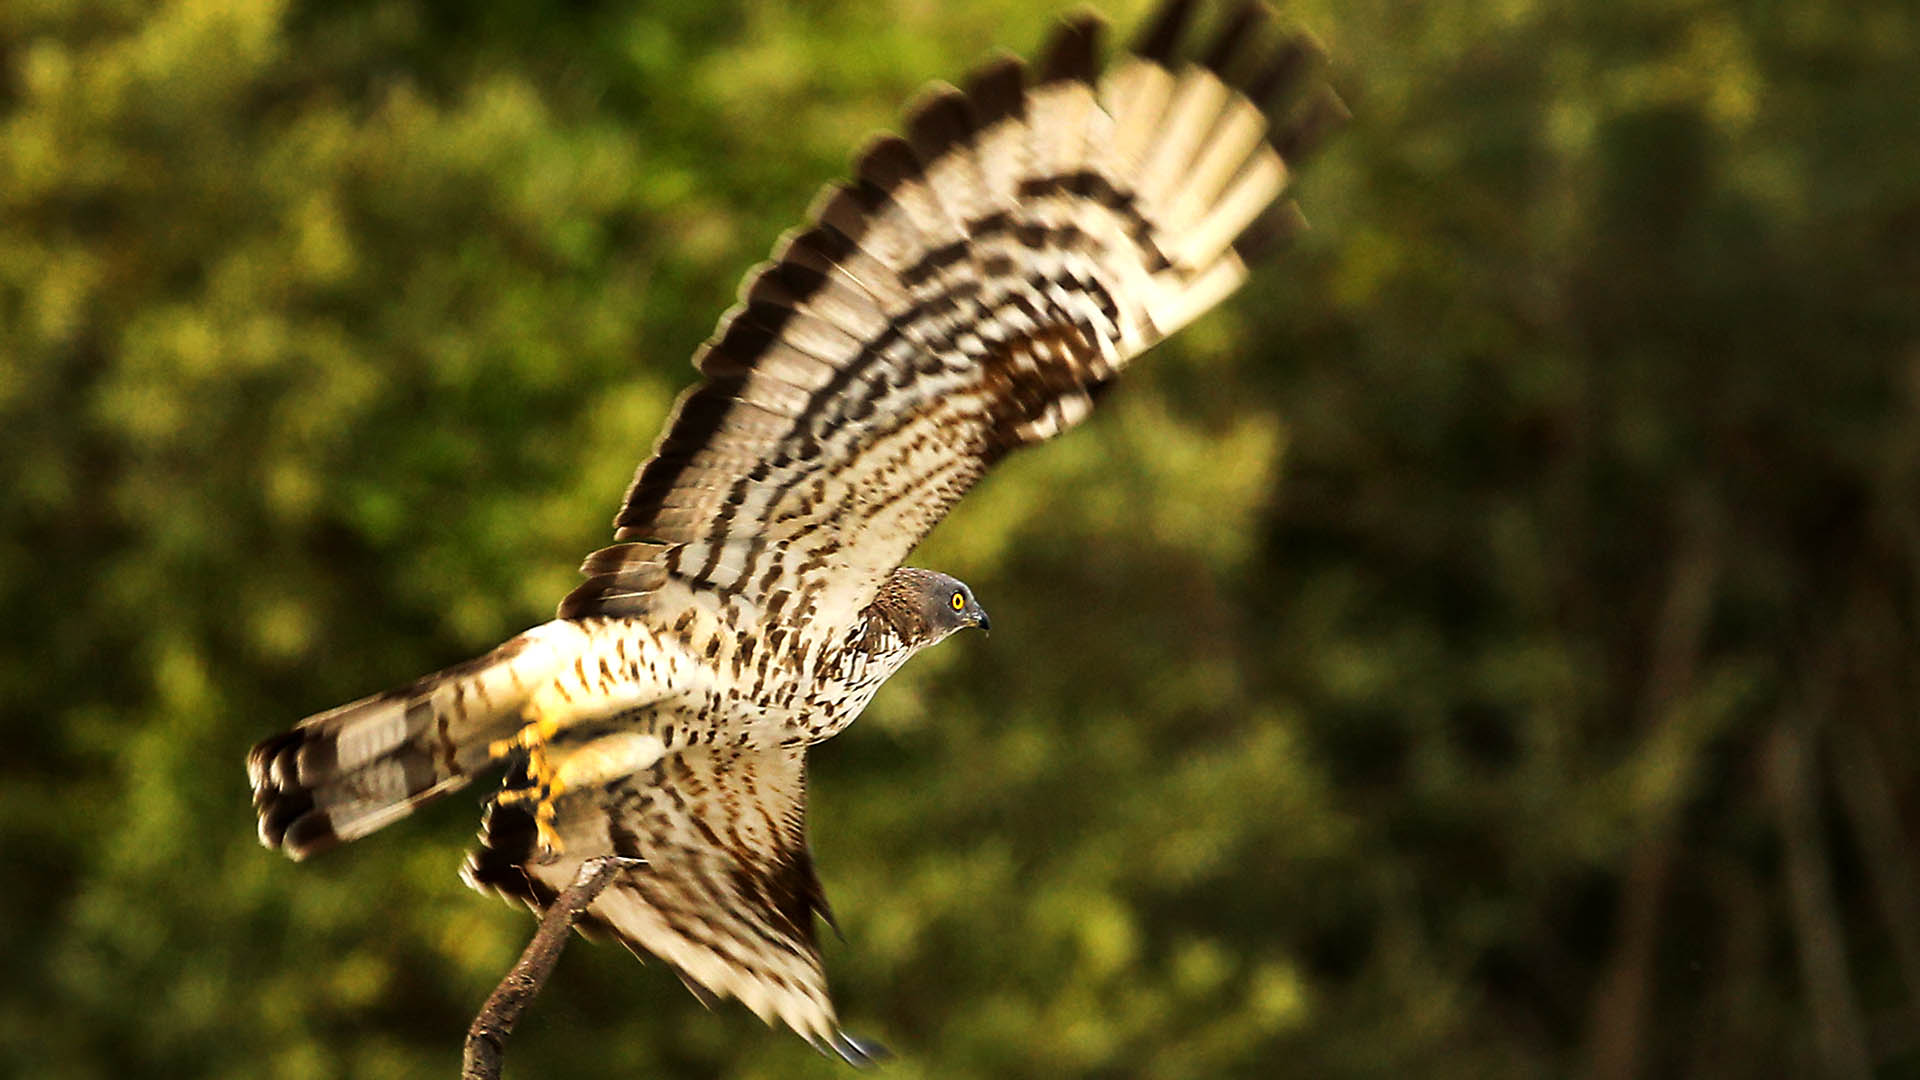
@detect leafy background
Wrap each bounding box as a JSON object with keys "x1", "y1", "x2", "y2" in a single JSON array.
[{"x1": 4, "y1": 0, "x2": 1917, "y2": 1076}]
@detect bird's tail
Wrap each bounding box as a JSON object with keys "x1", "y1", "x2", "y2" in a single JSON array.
[{"x1": 248, "y1": 621, "x2": 583, "y2": 860}]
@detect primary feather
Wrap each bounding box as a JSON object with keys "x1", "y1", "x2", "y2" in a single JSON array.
[{"x1": 248, "y1": 0, "x2": 1342, "y2": 1063}]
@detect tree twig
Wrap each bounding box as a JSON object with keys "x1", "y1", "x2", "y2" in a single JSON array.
[
  {"x1": 463, "y1": 855, "x2": 640, "y2": 1080},
  {"x1": 1583, "y1": 492, "x2": 1719, "y2": 1080},
  {"x1": 1830, "y1": 722, "x2": 1920, "y2": 1037},
  {"x1": 1767, "y1": 722, "x2": 1873, "y2": 1080}
]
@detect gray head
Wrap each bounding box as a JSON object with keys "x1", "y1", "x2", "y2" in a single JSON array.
[{"x1": 873, "y1": 567, "x2": 991, "y2": 646}]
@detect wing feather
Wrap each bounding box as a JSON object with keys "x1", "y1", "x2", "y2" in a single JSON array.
[
  {"x1": 463, "y1": 745, "x2": 885, "y2": 1065},
  {"x1": 562, "y1": 1, "x2": 1342, "y2": 635}
]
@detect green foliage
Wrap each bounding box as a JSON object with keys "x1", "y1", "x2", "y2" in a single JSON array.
[{"x1": 4, "y1": 0, "x2": 1916, "y2": 1077}]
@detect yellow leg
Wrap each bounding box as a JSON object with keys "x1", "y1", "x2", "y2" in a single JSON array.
[
  {"x1": 534, "y1": 801, "x2": 563, "y2": 854},
  {"x1": 491, "y1": 738, "x2": 569, "y2": 854},
  {"x1": 488, "y1": 695, "x2": 572, "y2": 762},
  {"x1": 492, "y1": 733, "x2": 669, "y2": 857}
]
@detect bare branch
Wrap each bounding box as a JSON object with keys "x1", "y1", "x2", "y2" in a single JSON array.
[
  {"x1": 463, "y1": 856, "x2": 641, "y2": 1080},
  {"x1": 1767, "y1": 723, "x2": 1873, "y2": 1080},
  {"x1": 1582, "y1": 492, "x2": 1719, "y2": 1080},
  {"x1": 1830, "y1": 723, "x2": 1920, "y2": 1030}
]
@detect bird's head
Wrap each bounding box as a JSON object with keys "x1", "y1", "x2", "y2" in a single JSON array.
[{"x1": 879, "y1": 567, "x2": 991, "y2": 646}]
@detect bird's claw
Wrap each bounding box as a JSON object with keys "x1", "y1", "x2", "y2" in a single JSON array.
[{"x1": 495, "y1": 743, "x2": 569, "y2": 855}]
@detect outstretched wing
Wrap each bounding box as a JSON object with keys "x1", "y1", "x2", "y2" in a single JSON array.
[
  {"x1": 462, "y1": 744, "x2": 882, "y2": 1064},
  {"x1": 561, "y1": 1, "x2": 1344, "y2": 636}
]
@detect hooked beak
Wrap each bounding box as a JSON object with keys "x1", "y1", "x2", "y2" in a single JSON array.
[{"x1": 973, "y1": 607, "x2": 991, "y2": 634}]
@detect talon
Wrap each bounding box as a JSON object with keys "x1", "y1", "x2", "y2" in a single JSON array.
[
  {"x1": 495, "y1": 785, "x2": 541, "y2": 807},
  {"x1": 491, "y1": 699, "x2": 567, "y2": 763},
  {"x1": 535, "y1": 800, "x2": 565, "y2": 854},
  {"x1": 525, "y1": 744, "x2": 556, "y2": 786},
  {"x1": 489, "y1": 720, "x2": 549, "y2": 762}
]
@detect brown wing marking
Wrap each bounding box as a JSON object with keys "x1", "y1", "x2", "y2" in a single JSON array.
[
  {"x1": 561, "y1": 2, "x2": 1344, "y2": 634},
  {"x1": 462, "y1": 744, "x2": 883, "y2": 1066},
  {"x1": 249, "y1": 621, "x2": 591, "y2": 859}
]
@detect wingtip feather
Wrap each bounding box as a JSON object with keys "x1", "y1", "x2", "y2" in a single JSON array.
[
  {"x1": 1132, "y1": 0, "x2": 1198, "y2": 63},
  {"x1": 1201, "y1": 0, "x2": 1271, "y2": 78},
  {"x1": 1040, "y1": 9, "x2": 1107, "y2": 85},
  {"x1": 813, "y1": 1030, "x2": 893, "y2": 1069}
]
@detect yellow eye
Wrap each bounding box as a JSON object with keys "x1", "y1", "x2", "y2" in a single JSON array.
[{"x1": 950, "y1": 591, "x2": 966, "y2": 611}]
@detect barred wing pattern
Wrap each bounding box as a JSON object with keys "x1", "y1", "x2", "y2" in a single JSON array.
[
  {"x1": 462, "y1": 744, "x2": 884, "y2": 1063},
  {"x1": 560, "y1": 1, "x2": 1344, "y2": 640},
  {"x1": 462, "y1": 2, "x2": 1345, "y2": 1061},
  {"x1": 250, "y1": 622, "x2": 589, "y2": 859},
  {"x1": 243, "y1": 1, "x2": 1345, "y2": 1064}
]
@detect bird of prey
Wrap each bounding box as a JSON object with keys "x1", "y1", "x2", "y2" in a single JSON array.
[{"x1": 248, "y1": 0, "x2": 1342, "y2": 1064}]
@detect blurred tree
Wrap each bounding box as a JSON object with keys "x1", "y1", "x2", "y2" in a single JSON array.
[{"x1": 1, "y1": 0, "x2": 1914, "y2": 1078}]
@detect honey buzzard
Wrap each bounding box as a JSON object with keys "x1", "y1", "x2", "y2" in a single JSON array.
[{"x1": 248, "y1": 0, "x2": 1343, "y2": 1063}]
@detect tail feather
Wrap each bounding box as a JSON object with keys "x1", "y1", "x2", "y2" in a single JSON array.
[{"x1": 248, "y1": 621, "x2": 583, "y2": 860}]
